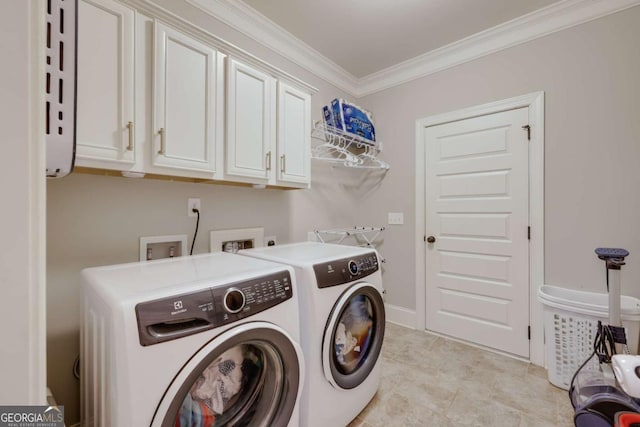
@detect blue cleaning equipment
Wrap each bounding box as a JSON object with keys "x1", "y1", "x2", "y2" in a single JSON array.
[{"x1": 570, "y1": 248, "x2": 640, "y2": 426}]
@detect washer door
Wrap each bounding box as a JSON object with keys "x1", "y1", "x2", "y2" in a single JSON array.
[
  {"x1": 323, "y1": 283, "x2": 385, "y2": 390},
  {"x1": 152, "y1": 322, "x2": 302, "y2": 427}
]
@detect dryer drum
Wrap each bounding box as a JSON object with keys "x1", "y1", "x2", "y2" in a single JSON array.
[
  {"x1": 155, "y1": 326, "x2": 300, "y2": 427},
  {"x1": 334, "y1": 295, "x2": 374, "y2": 374},
  {"x1": 325, "y1": 284, "x2": 386, "y2": 390}
]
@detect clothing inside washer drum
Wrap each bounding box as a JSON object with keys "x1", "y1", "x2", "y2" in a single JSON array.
[
  {"x1": 175, "y1": 344, "x2": 267, "y2": 427},
  {"x1": 334, "y1": 294, "x2": 375, "y2": 375}
]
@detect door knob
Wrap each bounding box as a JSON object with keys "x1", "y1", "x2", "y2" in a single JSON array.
[{"x1": 426, "y1": 236, "x2": 436, "y2": 243}]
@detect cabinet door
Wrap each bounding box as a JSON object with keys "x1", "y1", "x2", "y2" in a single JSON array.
[
  {"x1": 76, "y1": 0, "x2": 135, "y2": 169},
  {"x1": 226, "y1": 58, "x2": 275, "y2": 182},
  {"x1": 276, "y1": 82, "x2": 311, "y2": 187},
  {"x1": 153, "y1": 22, "x2": 222, "y2": 175}
]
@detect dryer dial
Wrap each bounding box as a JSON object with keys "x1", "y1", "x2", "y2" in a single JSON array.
[
  {"x1": 224, "y1": 288, "x2": 246, "y2": 313},
  {"x1": 348, "y1": 260, "x2": 359, "y2": 275}
]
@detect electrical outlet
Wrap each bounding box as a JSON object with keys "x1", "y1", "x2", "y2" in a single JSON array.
[
  {"x1": 188, "y1": 198, "x2": 201, "y2": 217},
  {"x1": 388, "y1": 212, "x2": 404, "y2": 225}
]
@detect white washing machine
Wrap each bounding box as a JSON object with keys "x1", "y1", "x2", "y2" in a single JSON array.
[
  {"x1": 240, "y1": 242, "x2": 385, "y2": 427},
  {"x1": 81, "y1": 252, "x2": 304, "y2": 427}
]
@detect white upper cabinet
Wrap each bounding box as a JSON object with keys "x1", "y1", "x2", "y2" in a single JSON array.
[
  {"x1": 152, "y1": 22, "x2": 224, "y2": 176},
  {"x1": 226, "y1": 58, "x2": 311, "y2": 187},
  {"x1": 276, "y1": 81, "x2": 311, "y2": 188},
  {"x1": 75, "y1": 0, "x2": 137, "y2": 170},
  {"x1": 74, "y1": 4, "x2": 314, "y2": 187},
  {"x1": 226, "y1": 58, "x2": 275, "y2": 183}
]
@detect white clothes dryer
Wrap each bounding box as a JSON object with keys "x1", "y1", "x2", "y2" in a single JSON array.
[
  {"x1": 240, "y1": 242, "x2": 385, "y2": 427},
  {"x1": 81, "y1": 252, "x2": 304, "y2": 427}
]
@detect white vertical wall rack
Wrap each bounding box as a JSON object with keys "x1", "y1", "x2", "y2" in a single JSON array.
[
  {"x1": 311, "y1": 122, "x2": 390, "y2": 170},
  {"x1": 314, "y1": 226, "x2": 386, "y2": 262},
  {"x1": 46, "y1": 0, "x2": 78, "y2": 178}
]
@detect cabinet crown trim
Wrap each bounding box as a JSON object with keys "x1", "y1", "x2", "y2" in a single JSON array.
[{"x1": 129, "y1": 0, "x2": 318, "y2": 95}]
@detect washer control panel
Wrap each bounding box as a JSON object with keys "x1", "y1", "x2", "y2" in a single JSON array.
[
  {"x1": 313, "y1": 252, "x2": 379, "y2": 289},
  {"x1": 136, "y1": 270, "x2": 292, "y2": 346}
]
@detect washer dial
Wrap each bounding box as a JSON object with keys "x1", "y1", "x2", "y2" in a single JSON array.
[{"x1": 223, "y1": 288, "x2": 246, "y2": 313}]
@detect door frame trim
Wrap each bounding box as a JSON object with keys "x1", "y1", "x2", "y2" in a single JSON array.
[{"x1": 414, "y1": 91, "x2": 545, "y2": 366}]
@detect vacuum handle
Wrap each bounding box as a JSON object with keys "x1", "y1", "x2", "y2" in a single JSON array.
[{"x1": 596, "y1": 247, "x2": 629, "y2": 262}]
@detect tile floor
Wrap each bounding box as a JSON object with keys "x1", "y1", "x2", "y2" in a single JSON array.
[{"x1": 349, "y1": 323, "x2": 575, "y2": 427}]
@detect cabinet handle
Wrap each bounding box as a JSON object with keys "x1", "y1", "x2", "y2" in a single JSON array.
[
  {"x1": 126, "y1": 121, "x2": 134, "y2": 151},
  {"x1": 158, "y1": 128, "x2": 165, "y2": 155},
  {"x1": 280, "y1": 154, "x2": 286, "y2": 173},
  {"x1": 266, "y1": 151, "x2": 271, "y2": 171}
]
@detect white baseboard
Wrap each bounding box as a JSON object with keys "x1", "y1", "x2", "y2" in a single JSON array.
[{"x1": 384, "y1": 303, "x2": 417, "y2": 329}]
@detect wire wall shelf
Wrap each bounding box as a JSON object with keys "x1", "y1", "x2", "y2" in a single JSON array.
[
  {"x1": 314, "y1": 226, "x2": 386, "y2": 262},
  {"x1": 311, "y1": 121, "x2": 390, "y2": 170}
]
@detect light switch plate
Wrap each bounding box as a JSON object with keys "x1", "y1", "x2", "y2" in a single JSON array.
[{"x1": 388, "y1": 212, "x2": 404, "y2": 225}]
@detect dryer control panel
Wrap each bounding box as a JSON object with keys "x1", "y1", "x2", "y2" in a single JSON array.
[
  {"x1": 135, "y1": 270, "x2": 292, "y2": 346},
  {"x1": 313, "y1": 252, "x2": 379, "y2": 289}
]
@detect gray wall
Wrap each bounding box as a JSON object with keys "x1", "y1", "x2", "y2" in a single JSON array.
[
  {"x1": 356, "y1": 6, "x2": 640, "y2": 308},
  {"x1": 46, "y1": 2, "x2": 640, "y2": 424}
]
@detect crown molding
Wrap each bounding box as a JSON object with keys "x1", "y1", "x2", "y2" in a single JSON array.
[
  {"x1": 171, "y1": 0, "x2": 640, "y2": 98},
  {"x1": 131, "y1": 0, "x2": 318, "y2": 94},
  {"x1": 186, "y1": 0, "x2": 360, "y2": 96},
  {"x1": 357, "y1": 0, "x2": 640, "y2": 96}
]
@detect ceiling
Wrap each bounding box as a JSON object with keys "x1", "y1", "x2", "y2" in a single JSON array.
[
  {"x1": 240, "y1": 0, "x2": 562, "y2": 78},
  {"x1": 184, "y1": 0, "x2": 638, "y2": 96}
]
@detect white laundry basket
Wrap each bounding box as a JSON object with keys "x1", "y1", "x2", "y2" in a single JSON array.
[{"x1": 538, "y1": 285, "x2": 640, "y2": 390}]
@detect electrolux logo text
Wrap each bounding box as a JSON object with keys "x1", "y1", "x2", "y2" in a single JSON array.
[
  {"x1": 171, "y1": 300, "x2": 187, "y2": 316},
  {"x1": 0, "y1": 406, "x2": 64, "y2": 427}
]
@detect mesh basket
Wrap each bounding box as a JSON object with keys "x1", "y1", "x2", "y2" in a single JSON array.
[
  {"x1": 545, "y1": 309, "x2": 605, "y2": 389},
  {"x1": 539, "y1": 285, "x2": 640, "y2": 390}
]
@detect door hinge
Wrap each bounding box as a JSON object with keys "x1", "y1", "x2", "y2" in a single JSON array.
[
  {"x1": 522, "y1": 125, "x2": 531, "y2": 141},
  {"x1": 528, "y1": 325, "x2": 531, "y2": 340},
  {"x1": 527, "y1": 226, "x2": 531, "y2": 240}
]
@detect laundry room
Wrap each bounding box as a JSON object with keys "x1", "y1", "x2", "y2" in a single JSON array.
[{"x1": 3, "y1": 0, "x2": 640, "y2": 426}]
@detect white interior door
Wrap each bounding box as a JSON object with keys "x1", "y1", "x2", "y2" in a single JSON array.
[{"x1": 424, "y1": 107, "x2": 530, "y2": 357}]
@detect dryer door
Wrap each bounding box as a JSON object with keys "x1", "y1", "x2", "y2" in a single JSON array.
[
  {"x1": 322, "y1": 282, "x2": 385, "y2": 390},
  {"x1": 152, "y1": 322, "x2": 302, "y2": 427}
]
